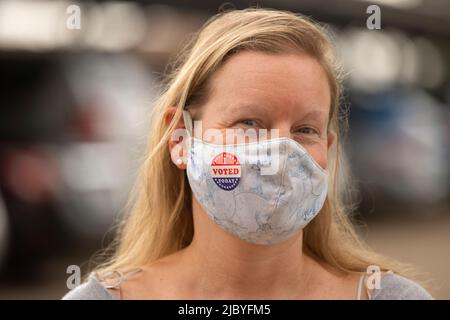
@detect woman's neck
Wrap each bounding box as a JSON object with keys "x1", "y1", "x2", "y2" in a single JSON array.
[{"x1": 179, "y1": 197, "x2": 314, "y2": 298}]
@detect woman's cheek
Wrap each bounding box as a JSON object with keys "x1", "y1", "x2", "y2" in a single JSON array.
[{"x1": 307, "y1": 145, "x2": 328, "y2": 170}]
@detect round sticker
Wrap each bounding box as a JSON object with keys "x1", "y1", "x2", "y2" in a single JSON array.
[{"x1": 211, "y1": 152, "x2": 241, "y2": 191}]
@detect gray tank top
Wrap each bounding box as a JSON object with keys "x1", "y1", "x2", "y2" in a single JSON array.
[{"x1": 62, "y1": 270, "x2": 433, "y2": 300}]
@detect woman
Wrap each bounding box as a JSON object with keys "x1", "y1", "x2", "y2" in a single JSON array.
[{"x1": 63, "y1": 8, "x2": 432, "y2": 300}]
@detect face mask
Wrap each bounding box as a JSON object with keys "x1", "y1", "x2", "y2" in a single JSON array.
[{"x1": 182, "y1": 111, "x2": 328, "y2": 245}]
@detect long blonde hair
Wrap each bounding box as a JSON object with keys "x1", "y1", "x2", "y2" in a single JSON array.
[{"x1": 93, "y1": 8, "x2": 415, "y2": 279}]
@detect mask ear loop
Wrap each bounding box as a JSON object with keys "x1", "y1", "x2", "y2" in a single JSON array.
[
  {"x1": 181, "y1": 109, "x2": 194, "y2": 167},
  {"x1": 182, "y1": 110, "x2": 193, "y2": 138}
]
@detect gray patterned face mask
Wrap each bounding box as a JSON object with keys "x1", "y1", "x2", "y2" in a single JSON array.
[{"x1": 182, "y1": 111, "x2": 328, "y2": 245}]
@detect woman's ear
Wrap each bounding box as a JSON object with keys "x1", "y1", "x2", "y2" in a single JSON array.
[{"x1": 165, "y1": 106, "x2": 188, "y2": 170}]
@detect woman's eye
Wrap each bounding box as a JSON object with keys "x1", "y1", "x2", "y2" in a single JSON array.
[
  {"x1": 240, "y1": 119, "x2": 258, "y2": 127},
  {"x1": 297, "y1": 127, "x2": 319, "y2": 135}
]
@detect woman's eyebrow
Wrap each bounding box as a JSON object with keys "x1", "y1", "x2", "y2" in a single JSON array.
[
  {"x1": 224, "y1": 104, "x2": 327, "y2": 123},
  {"x1": 299, "y1": 110, "x2": 327, "y2": 122},
  {"x1": 224, "y1": 103, "x2": 271, "y2": 118}
]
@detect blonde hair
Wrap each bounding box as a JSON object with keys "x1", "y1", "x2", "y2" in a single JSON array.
[{"x1": 92, "y1": 8, "x2": 415, "y2": 280}]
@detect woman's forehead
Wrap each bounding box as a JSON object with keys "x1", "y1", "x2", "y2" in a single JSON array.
[{"x1": 204, "y1": 51, "x2": 331, "y2": 118}]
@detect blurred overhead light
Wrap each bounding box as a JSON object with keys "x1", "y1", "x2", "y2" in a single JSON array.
[
  {"x1": 342, "y1": 29, "x2": 401, "y2": 92},
  {"x1": 0, "y1": 0, "x2": 147, "y2": 51},
  {"x1": 358, "y1": 0, "x2": 423, "y2": 9},
  {"x1": 0, "y1": 0, "x2": 74, "y2": 50},
  {"x1": 339, "y1": 28, "x2": 446, "y2": 91},
  {"x1": 83, "y1": 1, "x2": 147, "y2": 52}
]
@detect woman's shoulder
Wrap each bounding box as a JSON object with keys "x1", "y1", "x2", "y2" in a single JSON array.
[
  {"x1": 372, "y1": 273, "x2": 433, "y2": 300},
  {"x1": 62, "y1": 262, "x2": 175, "y2": 300},
  {"x1": 62, "y1": 274, "x2": 116, "y2": 300}
]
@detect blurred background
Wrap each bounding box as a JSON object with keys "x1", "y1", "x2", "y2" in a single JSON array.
[{"x1": 0, "y1": 0, "x2": 448, "y2": 299}]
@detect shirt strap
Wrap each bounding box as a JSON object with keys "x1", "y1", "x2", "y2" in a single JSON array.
[{"x1": 356, "y1": 273, "x2": 366, "y2": 300}]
